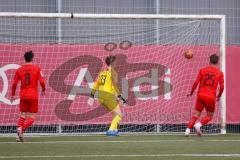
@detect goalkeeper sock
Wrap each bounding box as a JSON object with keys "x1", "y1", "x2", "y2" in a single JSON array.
[
  {"x1": 200, "y1": 115, "x2": 212, "y2": 125},
  {"x1": 187, "y1": 115, "x2": 199, "y2": 129},
  {"x1": 23, "y1": 117, "x2": 34, "y2": 131},
  {"x1": 109, "y1": 115, "x2": 122, "y2": 131},
  {"x1": 17, "y1": 117, "x2": 25, "y2": 129}
]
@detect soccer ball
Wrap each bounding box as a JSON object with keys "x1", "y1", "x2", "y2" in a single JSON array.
[{"x1": 184, "y1": 49, "x2": 193, "y2": 59}]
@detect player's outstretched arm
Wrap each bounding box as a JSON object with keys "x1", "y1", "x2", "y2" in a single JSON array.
[
  {"x1": 216, "y1": 72, "x2": 224, "y2": 101},
  {"x1": 110, "y1": 68, "x2": 120, "y2": 95},
  {"x1": 11, "y1": 70, "x2": 20, "y2": 102},
  {"x1": 38, "y1": 69, "x2": 46, "y2": 95},
  {"x1": 110, "y1": 68, "x2": 127, "y2": 104},
  {"x1": 90, "y1": 75, "x2": 100, "y2": 97},
  {"x1": 117, "y1": 95, "x2": 127, "y2": 104},
  {"x1": 187, "y1": 70, "x2": 202, "y2": 97},
  {"x1": 88, "y1": 75, "x2": 99, "y2": 106}
]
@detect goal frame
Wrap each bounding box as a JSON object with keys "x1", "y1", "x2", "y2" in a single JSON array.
[{"x1": 0, "y1": 12, "x2": 226, "y2": 134}]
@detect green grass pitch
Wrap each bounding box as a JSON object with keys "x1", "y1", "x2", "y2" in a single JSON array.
[{"x1": 0, "y1": 134, "x2": 240, "y2": 160}]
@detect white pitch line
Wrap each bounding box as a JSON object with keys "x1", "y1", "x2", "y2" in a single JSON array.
[
  {"x1": 0, "y1": 154, "x2": 240, "y2": 159},
  {"x1": 1, "y1": 139, "x2": 240, "y2": 144},
  {"x1": 0, "y1": 140, "x2": 194, "y2": 144},
  {"x1": 206, "y1": 140, "x2": 240, "y2": 142}
]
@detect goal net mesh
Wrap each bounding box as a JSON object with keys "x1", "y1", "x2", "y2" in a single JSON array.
[{"x1": 0, "y1": 16, "x2": 221, "y2": 134}]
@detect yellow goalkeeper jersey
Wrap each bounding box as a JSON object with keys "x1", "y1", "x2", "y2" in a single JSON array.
[{"x1": 91, "y1": 67, "x2": 120, "y2": 96}]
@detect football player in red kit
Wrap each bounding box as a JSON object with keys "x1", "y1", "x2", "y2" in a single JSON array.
[
  {"x1": 185, "y1": 54, "x2": 224, "y2": 137},
  {"x1": 11, "y1": 51, "x2": 46, "y2": 142}
]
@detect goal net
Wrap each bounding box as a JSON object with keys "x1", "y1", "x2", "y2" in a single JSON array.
[{"x1": 0, "y1": 13, "x2": 226, "y2": 135}]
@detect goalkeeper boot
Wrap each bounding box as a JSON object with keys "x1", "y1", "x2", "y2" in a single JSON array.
[
  {"x1": 106, "y1": 130, "x2": 119, "y2": 137},
  {"x1": 112, "y1": 130, "x2": 119, "y2": 136},
  {"x1": 106, "y1": 130, "x2": 114, "y2": 136},
  {"x1": 194, "y1": 122, "x2": 202, "y2": 137}
]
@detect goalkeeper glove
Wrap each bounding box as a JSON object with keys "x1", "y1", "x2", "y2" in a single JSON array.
[
  {"x1": 90, "y1": 93, "x2": 94, "y2": 98},
  {"x1": 88, "y1": 93, "x2": 95, "y2": 106},
  {"x1": 118, "y1": 95, "x2": 127, "y2": 104}
]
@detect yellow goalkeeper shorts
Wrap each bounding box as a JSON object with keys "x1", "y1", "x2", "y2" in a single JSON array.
[{"x1": 98, "y1": 92, "x2": 118, "y2": 111}]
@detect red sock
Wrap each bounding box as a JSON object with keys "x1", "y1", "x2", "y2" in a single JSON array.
[
  {"x1": 200, "y1": 115, "x2": 212, "y2": 125},
  {"x1": 187, "y1": 115, "x2": 199, "y2": 129},
  {"x1": 17, "y1": 117, "x2": 25, "y2": 128},
  {"x1": 23, "y1": 117, "x2": 34, "y2": 131}
]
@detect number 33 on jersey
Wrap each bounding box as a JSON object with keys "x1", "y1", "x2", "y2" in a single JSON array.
[{"x1": 92, "y1": 68, "x2": 120, "y2": 96}]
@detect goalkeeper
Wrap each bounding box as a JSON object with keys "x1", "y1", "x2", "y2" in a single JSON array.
[{"x1": 90, "y1": 55, "x2": 126, "y2": 136}]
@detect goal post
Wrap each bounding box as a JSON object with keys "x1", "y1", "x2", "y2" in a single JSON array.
[
  {"x1": 0, "y1": 12, "x2": 226, "y2": 135},
  {"x1": 220, "y1": 16, "x2": 226, "y2": 134}
]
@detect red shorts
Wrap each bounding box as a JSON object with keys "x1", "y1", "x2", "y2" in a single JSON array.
[
  {"x1": 20, "y1": 99, "x2": 38, "y2": 113},
  {"x1": 195, "y1": 94, "x2": 216, "y2": 112}
]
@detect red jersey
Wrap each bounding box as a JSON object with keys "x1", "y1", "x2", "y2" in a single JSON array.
[
  {"x1": 12, "y1": 64, "x2": 46, "y2": 99},
  {"x1": 191, "y1": 66, "x2": 224, "y2": 98}
]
